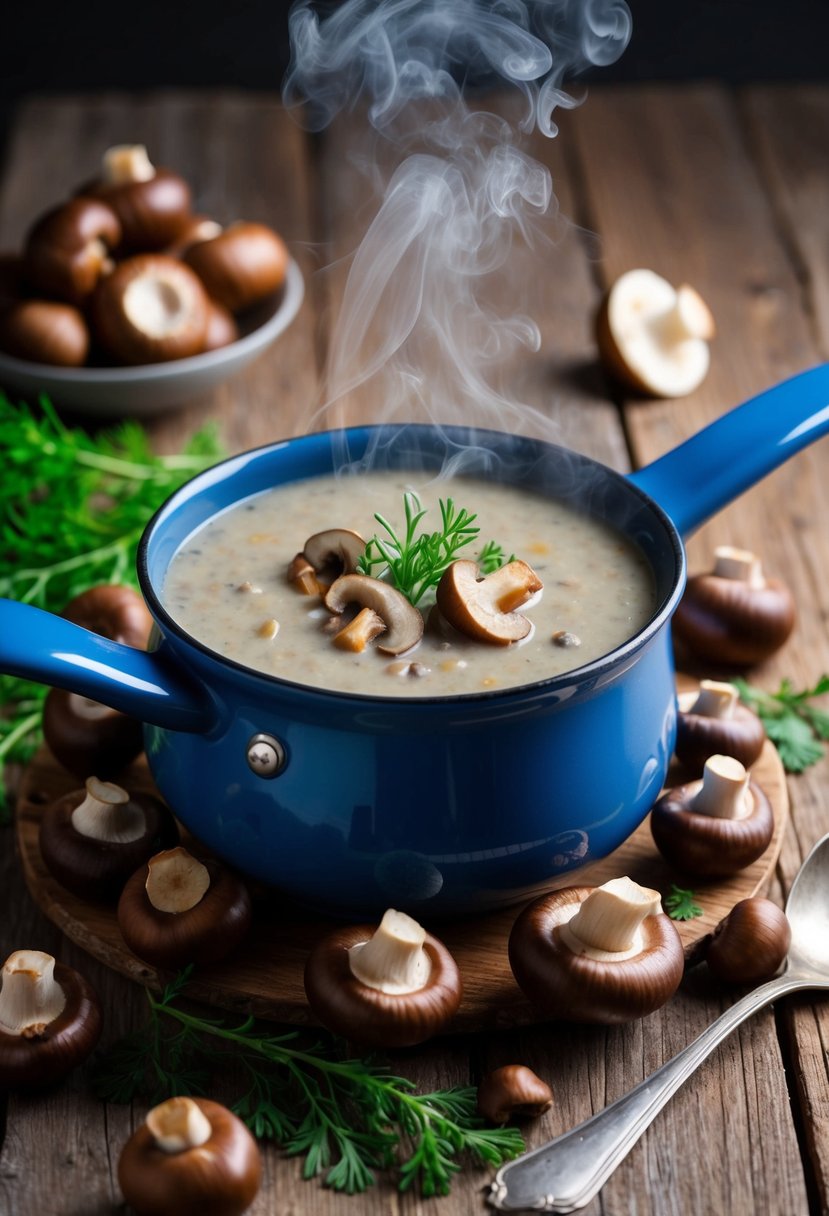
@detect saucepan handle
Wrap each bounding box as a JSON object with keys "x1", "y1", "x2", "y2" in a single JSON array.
[
  {"x1": 628, "y1": 363, "x2": 829, "y2": 537},
  {"x1": 0, "y1": 598, "x2": 216, "y2": 733}
]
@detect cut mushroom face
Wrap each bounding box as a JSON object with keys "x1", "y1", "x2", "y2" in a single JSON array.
[
  {"x1": 324, "y1": 574, "x2": 424, "y2": 656},
  {"x1": 436, "y1": 559, "x2": 543, "y2": 644},
  {"x1": 303, "y1": 529, "x2": 366, "y2": 583},
  {"x1": 675, "y1": 680, "x2": 766, "y2": 774},
  {"x1": 508, "y1": 877, "x2": 684, "y2": 1023},
  {"x1": 597, "y1": 269, "x2": 715, "y2": 398},
  {"x1": 90, "y1": 254, "x2": 209, "y2": 364}
]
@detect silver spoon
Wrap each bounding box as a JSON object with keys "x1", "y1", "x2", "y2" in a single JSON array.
[{"x1": 488, "y1": 832, "x2": 829, "y2": 1213}]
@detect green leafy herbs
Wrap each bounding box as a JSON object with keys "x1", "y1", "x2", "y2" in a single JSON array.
[
  {"x1": 664, "y1": 883, "x2": 703, "y2": 921},
  {"x1": 0, "y1": 395, "x2": 225, "y2": 819},
  {"x1": 93, "y1": 970, "x2": 524, "y2": 1196},
  {"x1": 355, "y1": 490, "x2": 510, "y2": 605},
  {"x1": 733, "y1": 675, "x2": 829, "y2": 773}
]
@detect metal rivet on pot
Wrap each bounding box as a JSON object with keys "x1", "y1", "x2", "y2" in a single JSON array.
[{"x1": 246, "y1": 733, "x2": 287, "y2": 778}]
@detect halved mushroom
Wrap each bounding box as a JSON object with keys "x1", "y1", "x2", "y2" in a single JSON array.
[
  {"x1": 0, "y1": 300, "x2": 90, "y2": 366},
  {"x1": 81, "y1": 144, "x2": 193, "y2": 252},
  {"x1": 303, "y1": 528, "x2": 366, "y2": 584},
  {"x1": 508, "y1": 876, "x2": 684, "y2": 1023},
  {"x1": 24, "y1": 197, "x2": 121, "y2": 305},
  {"x1": 674, "y1": 679, "x2": 766, "y2": 774},
  {"x1": 90, "y1": 254, "x2": 209, "y2": 364},
  {"x1": 650, "y1": 754, "x2": 774, "y2": 877},
  {"x1": 436, "y1": 559, "x2": 543, "y2": 645},
  {"x1": 324, "y1": 574, "x2": 423, "y2": 656},
  {"x1": 597, "y1": 269, "x2": 715, "y2": 398}
]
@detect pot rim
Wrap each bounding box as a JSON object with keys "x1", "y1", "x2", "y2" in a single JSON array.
[{"x1": 138, "y1": 423, "x2": 687, "y2": 706}]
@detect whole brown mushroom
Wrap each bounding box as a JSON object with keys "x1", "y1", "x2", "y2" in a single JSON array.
[
  {"x1": 477, "y1": 1065, "x2": 553, "y2": 1125},
  {"x1": 674, "y1": 680, "x2": 766, "y2": 775},
  {"x1": 0, "y1": 299, "x2": 90, "y2": 366},
  {"x1": 24, "y1": 197, "x2": 121, "y2": 305},
  {"x1": 82, "y1": 144, "x2": 193, "y2": 252},
  {"x1": 687, "y1": 897, "x2": 791, "y2": 985},
  {"x1": 202, "y1": 298, "x2": 240, "y2": 352},
  {"x1": 118, "y1": 1096, "x2": 261, "y2": 1216},
  {"x1": 184, "y1": 221, "x2": 289, "y2": 313},
  {"x1": 90, "y1": 254, "x2": 209, "y2": 364}
]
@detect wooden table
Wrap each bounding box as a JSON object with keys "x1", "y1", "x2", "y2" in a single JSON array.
[{"x1": 2, "y1": 86, "x2": 829, "y2": 1215}]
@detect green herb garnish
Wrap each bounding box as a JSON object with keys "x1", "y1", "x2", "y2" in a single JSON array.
[
  {"x1": 93, "y1": 970, "x2": 524, "y2": 1196},
  {"x1": 0, "y1": 395, "x2": 225, "y2": 819},
  {"x1": 664, "y1": 883, "x2": 703, "y2": 921},
  {"x1": 733, "y1": 676, "x2": 829, "y2": 773},
  {"x1": 355, "y1": 491, "x2": 507, "y2": 605}
]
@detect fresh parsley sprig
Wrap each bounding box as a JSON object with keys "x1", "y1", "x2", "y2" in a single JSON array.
[
  {"x1": 355, "y1": 490, "x2": 508, "y2": 605},
  {"x1": 93, "y1": 970, "x2": 524, "y2": 1196},
  {"x1": 733, "y1": 676, "x2": 829, "y2": 773},
  {"x1": 664, "y1": 883, "x2": 703, "y2": 921}
]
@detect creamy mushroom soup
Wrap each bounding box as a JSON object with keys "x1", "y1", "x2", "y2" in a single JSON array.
[{"x1": 162, "y1": 471, "x2": 656, "y2": 697}]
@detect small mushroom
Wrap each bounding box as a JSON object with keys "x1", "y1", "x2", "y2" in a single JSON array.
[
  {"x1": 202, "y1": 297, "x2": 239, "y2": 351},
  {"x1": 287, "y1": 552, "x2": 322, "y2": 595},
  {"x1": 164, "y1": 215, "x2": 224, "y2": 259},
  {"x1": 81, "y1": 144, "x2": 193, "y2": 252},
  {"x1": 477, "y1": 1065, "x2": 553, "y2": 1125},
  {"x1": 302, "y1": 528, "x2": 366, "y2": 584},
  {"x1": 183, "y1": 222, "x2": 289, "y2": 313},
  {"x1": 687, "y1": 897, "x2": 790, "y2": 984},
  {"x1": 117, "y1": 846, "x2": 252, "y2": 968},
  {"x1": 39, "y1": 776, "x2": 178, "y2": 901},
  {"x1": 650, "y1": 754, "x2": 774, "y2": 877},
  {"x1": 596, "y1": 269, "x2": 715, "y2": 397},
  {"x1": 674, "y1": 679, "x2": 766, "y2": 774},
  {"x1": 90, "y1": 254, "x2": 209, "y2": 364},
  {"x1": 332, "y1": 606, "x2": 387, "y2": 652},
  {"x1": 118, "y1": 1096, "x2": 261, "y2": 1216},
  {"x1": 0, "y1": 950, "x2": 102, "y2": 1088},
  {"x1": 23, "y1": 197, "x2": 121, "y2": 305},
  {"x1": 324, "y1": 574, "x2": 424, "y2": 656},
  {"x1": 436, "y1": 559, "x2": 543, "y2": 645},
  {"x1": 508, "y1": 876, "x2": 684, "y2": 1023},
  {"x1": 304, "y1": 907, "x2": 462, "y2": 1048},
  {"x1": 672, "y1": 545, "x2": 796, "y2": 667},
  {"x1": 60, "y1": 583, "x2": 153, "y2": 645},
  {"x1": 0, "y1": 299, "x2": 90, "y2": 366}
]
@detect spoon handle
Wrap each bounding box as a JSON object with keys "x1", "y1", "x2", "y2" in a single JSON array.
[{"x1": 488, "y1": 974, "x2": 807, "y2": 1213}]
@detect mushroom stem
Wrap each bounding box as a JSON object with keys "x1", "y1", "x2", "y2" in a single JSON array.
[
  {"x1": 0, "y1": 951, "x2": 66, "y2": 1036},
  {"x1": 102, "y1": 144, "x2": 156, "y2": 184},
  {"x1": 348, "y1": 909, "x2": 433, "y2": 995},
  {"x1": 564, "y1": 877, "x2": 662, "y2": 959},
  {"x1": 652, "y1": 284, "x2": 715, "y2": 344},
  {"x1": 713, "y1": 545, "x2": 766, "y2": 589},
  {"x1": 145, "y1": 1097, "x2": 212, "y2": 1154},
  {"x1": 71, "y1": 776, "x2": 146, "y2": 844},
  {"x1": 691, "y1": 755, "x2": 752, "y2": 819},
  {"x1": 145, "y1": 847, "x2": 211, "y2": 914},
  {"x1": 689, "y1": 679, "x2": 738, "y2": 720}
]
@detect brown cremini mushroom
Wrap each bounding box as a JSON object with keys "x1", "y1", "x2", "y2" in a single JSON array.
[
  {"x1": 23, "y1": 197, "x2": 121, "y2": 305},
  {"x1": 508, "y1": 877, "x2": 684, "y2": 1023},
  {"x1": 477, "y1": 1065, "x2": 553, "y2": 1125},
  {"x1": 303, "y1": 528, "x2": 366, "y2": 585},
  {"x1": 202, "y1": 298, "x2": 239, "y2": 352},
  {"x1": 39, "y1": 776, "x2": 178, "y2": 901},
  {"x1": 304, "y1": 907, "x2": 462, "y2": 1048},
  {"x1": 0, "y1": 299, "x2": 90, "y2": 366},
  {"x1": 436, "y1": 559, "x2": 543, "y2": 644},
  {"x1": 674, "y1": 679, "x2": 766, "y2": 775},
  {"x1": 164, "y1": 215, "x2": 224, "y2": 259},
  {"x1": 90, "y1": 254, "x2": 209, "y2": 364},
  {"x1": 687, "y1": 897, "x2": 790, "y2": 984},
  {"x1": 118, "y1": 1096, "x2": 261, "y2": 1216},
  {"x1": 672, "y1": 545, "x2": 796, "y2": 667},
  {"x1": 650, "y1": 754, "x2": 774, "y2": 878},
  {"x1": 597, "y1": 269, "x2": 715, "y2": 398},
  {"x1": 184, "y1": 222, "x2": 289, "y2": 313},
  {"x1": 324, "y1": 574, "x2": 424, "y2": 656},
  {"x1": 81, "y1": 144, "x2": 193, "y2": 252},
  {"x1": 117, "y1": 847, "x2": 252, "y2": 968},
  {"x1": 0, "y1": 950, "x2": 102, "y2": 1088}
]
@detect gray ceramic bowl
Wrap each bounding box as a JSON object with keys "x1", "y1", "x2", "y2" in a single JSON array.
[{"x1": 0, "y1": 258, "x2": 304, "y2": 417}]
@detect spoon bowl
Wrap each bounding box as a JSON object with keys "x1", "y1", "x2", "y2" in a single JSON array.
[{"x1": 782, "y1": 832, "x2": 829, "y2": 974}]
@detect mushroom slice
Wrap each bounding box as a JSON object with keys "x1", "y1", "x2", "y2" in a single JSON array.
[
  {"x1": 597, "y1": 269, "x2": 715, "y2": 398},
  {"x1": 303, "y1": 529, "x2": 366, "y2": 582},
  {"x1": 436, "y1": 559, "x2": 543, "y2": 644},
  {"x1": 324, "y1": 574, "x2": 423, "y2": 656}
]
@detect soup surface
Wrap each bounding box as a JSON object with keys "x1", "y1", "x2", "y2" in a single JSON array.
[{"x1": 162, "y1": 471, "x2": 656, "y2": 698}]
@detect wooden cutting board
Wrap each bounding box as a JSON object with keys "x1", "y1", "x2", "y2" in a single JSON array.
[{"x1": 14, "y1": 711, "x2": 788, "y2": 1033}]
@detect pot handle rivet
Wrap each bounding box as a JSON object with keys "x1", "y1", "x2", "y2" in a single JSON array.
[{"x1": 246, "y1": 733, "x2": 287, "y2": 778}]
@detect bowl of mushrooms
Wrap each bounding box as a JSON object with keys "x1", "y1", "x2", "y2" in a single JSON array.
[{"x1": 0, "y1": 144, "x2": 304, "y2": 416}]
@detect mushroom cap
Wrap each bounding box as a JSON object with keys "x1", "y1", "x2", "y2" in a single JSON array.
[
  {"x1": 202, "y1": 298, "x2": 239, "y2": 352},
  {"x1": 672, "y1": 572, "x2": 796, "y2": 667},
  {"x1": 303, "y1": 528, "x2": 366, "y2": 581},
  {"x1": 477, "y1": 1064, "x2": 553, "y2": 1124},
  {"x1": 90, "y1": 254, "x2": 209, "y2": 365},
  {"x1": 24, "y1": 197, "x2": 121, "y2": 305},
  {"x1": 61, "y1": 583, "x2": 152, "y2": 648},
  {"x1": 304, "y1": 922, "x2": 462, "y2": 1047},
  {"x1": 674, "y1": 697, "x2": 766, "y2": 775},
  {"x1": 508, "y1": 886, "x2": 684, "y2": 1023},
  {"x1": 0, "y1": 299, "x2": 90, "y2": 366},
  {"x1": 0, "y1": 961, "x2": 102, "y2": 1089},
  {"x1": 324, "y1": 574, "x2": 424, "y2": 656},
  {"x1": 43, "y1": 688, "x2": 145, "y2": 780},
  {"x1": 436, "y1": 559, "x2": 542, "y2": 645},
  {"x1": 39, "y1": 786, "x2": 178, "y2": 901},
  {"x1": 82, "y1": 167, "x2": 193, "y2": 252},
  {"x1": 705, "y1": 897, "x2": 791, "y2": 984},
  {"x1": 183, "y1": 222, "x2": 289, "y2": 313},
  {"x1": 117, "y1": 858, "x2": 252, "y2": 969},
  {"x1": 597, "y1": 270, "x2": 714, "y2": 398},
  {"x1": 650, "y1": 778, "x2": 774, "y2": 877},
  {"x1": 117, "y1": 1097, "x2": 261, "y2": 1216}
]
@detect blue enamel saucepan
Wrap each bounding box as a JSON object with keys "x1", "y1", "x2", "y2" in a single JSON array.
[{"x1": 3, "y1": 366, "x2": 829, "y2": 915}]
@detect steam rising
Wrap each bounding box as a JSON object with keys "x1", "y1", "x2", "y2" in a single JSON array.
[{"x1": 285, "y1": 0, "x2": 631, "y2": 447}]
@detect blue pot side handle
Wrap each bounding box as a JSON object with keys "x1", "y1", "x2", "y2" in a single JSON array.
[
  {"x1": 0, "y1": 599, "x2": 215, "y2": 733},
  {"x1": 629, "y1": 363, "x2": 829, "y2": 537}
]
